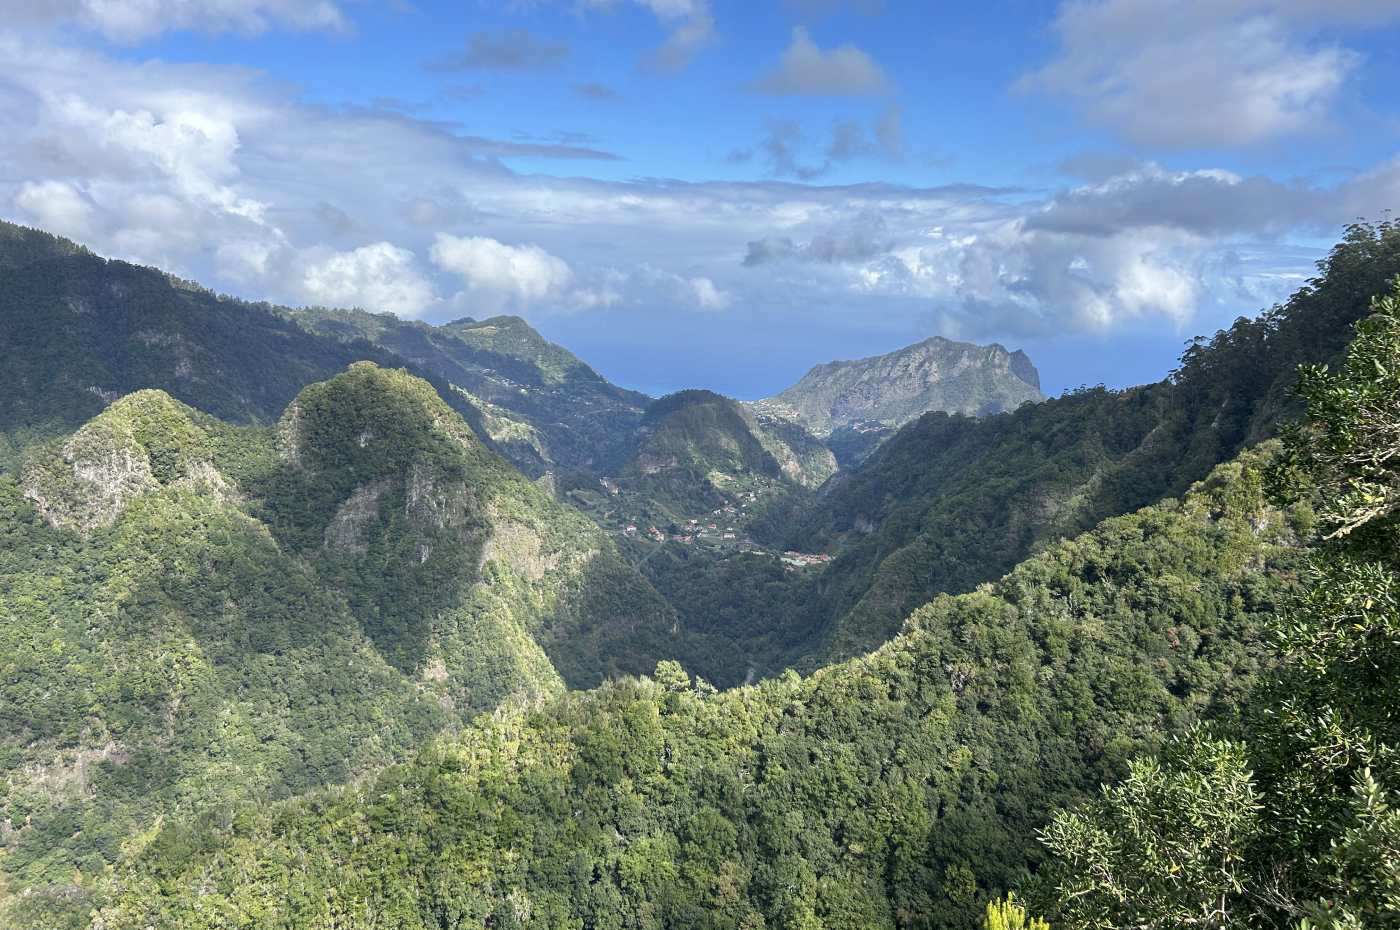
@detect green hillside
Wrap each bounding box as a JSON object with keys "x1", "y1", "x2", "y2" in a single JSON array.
[
  {"x1": 0, "y1": 364, "x2": 678, "y2": 927},
  {"x1": 0, "y1": 222, "x2": 420, "y2": 473},
  {"x1": 5, "y1": 220, "x2": 1399, "y2": 930},
  {"x1": 85, "y1": 441, "x2": 1301, "y2": 930},
  {"x1": 795, "y1": 220, "x2": 1400, "y2": 664},
  {"x1": 621, "y1": 390, "x2": 787, "y2": 513},
  {"x1": 0, "y1": 221, "x2": 649, "y2": 485}
]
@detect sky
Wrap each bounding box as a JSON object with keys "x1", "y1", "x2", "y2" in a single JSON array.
[{"x1": 2, "y1": 1, "x2": 1399, "y2": 399}]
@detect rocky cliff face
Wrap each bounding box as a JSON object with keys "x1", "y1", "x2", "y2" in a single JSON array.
[
  {"x1": 22, "y1": 390, "x2": 229, "y2": 532},
  {"x1": 753, "y1": 337, "x2": 1045, "y2": 437}
]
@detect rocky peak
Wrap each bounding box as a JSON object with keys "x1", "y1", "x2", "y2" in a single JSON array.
[
  {"x1": 22, "y1": 390, "x2": 225, "y2": 531},
  {"x1": 756, "y1": 335, "x2": 1046, "y2": 437}
]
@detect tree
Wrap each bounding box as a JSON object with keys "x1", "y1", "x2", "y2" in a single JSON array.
[
  {"x1": 984, "y1": 894, "x2": 1050, "y2": 930},
  {"x1": 1036, "y1": 732, "x2": 1260, "y2": 930},
  {"x1": 1037, "y1": 279, "x2": 1400, "y2": 930}
]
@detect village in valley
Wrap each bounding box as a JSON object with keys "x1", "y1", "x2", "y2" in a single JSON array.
[{"x1": 571, "y1": 476, "x2": 834, "y2": 571}]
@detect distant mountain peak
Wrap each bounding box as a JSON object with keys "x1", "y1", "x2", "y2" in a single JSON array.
[{"x1": 755, "y1": 335, "x2": 1045, "y2": 438}]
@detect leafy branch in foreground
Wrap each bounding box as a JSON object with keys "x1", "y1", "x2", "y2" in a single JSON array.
[{"x1": 1035, "y1": 280, "x2": 1400, "y2": 930}]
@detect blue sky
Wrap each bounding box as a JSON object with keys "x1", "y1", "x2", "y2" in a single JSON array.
[{"x1": 3, "y1": 1, "x2": 1400, "y2": 398}]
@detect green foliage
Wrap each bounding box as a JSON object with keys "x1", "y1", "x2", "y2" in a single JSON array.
[
  {"x1": 0, "y1": 366, "x2": 680, "y2": 927},
  {"x1": 634, "y1": 545, "x2": 822, "y2": 686},
  {"x1": 1279, "y1": 284, "x2": 1400, "y2": 548},
  {"x1": 292, "y1": 308, "x2": 649, "y2": 477},
  {"x1": 623, "y1": 391, "x2": 786, "y2": 514},
  {"x1": 797, "y1": 220, "x2": 1400, "y2": 665},
  {"x1": 984, "y1": 895, "x2": 1050, "y2": 930},
  {"x1": 1037, "y1": 733, "x2": 1260, "y2": 930},
  {"x1": 7, "y1": 220, "x2": 1400, "y2": 930},
  {"x1": 84, "y1": 444, "x2": 1299, "y2": 930},
  {"x1": 1035, "y1": 277, "x2": 1400, "y2": 930}
]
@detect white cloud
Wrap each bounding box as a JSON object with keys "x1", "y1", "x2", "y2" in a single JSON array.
[
  {"x1": 749, "y1": 27, "x2": 890, "y2": 96},
  {"x1": 688, "y1": 276, "x2": 731, "y2": 310},
  {"x1": 14, "y1": 180, "x2": 94, "y2": 238},
  {"x1": 1020, "y1": 0, "x2": 1400, "y2": 146},
  {"x1": 0, "y1": 0, "x2": 349, "y2": 42},
  {"x1": 0, "y1": 34, "x2": 1387, "y2": 353},
  {"x1": 302, "y1": 243, "x2": 437, "y2": 318},
  {"x1": 431, "y1": 235, "x2": 575, "y2": 308}
]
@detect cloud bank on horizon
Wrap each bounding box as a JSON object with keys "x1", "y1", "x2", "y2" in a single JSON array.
[{"x1": 0, "y1": 0, "x2": 1397, "y2": 397}]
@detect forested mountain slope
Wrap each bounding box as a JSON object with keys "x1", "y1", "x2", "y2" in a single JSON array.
[
  {"x1": 613, "y1": 389, "x2": 828, "y2": 512},
  {"x1": 0, "y1": 364, "x2": 677, "y2": 927},
  {"x1": 0, "y1": 222, "x2": 446, "y2": 471},
  {"x1": 0, "y1": 221, "x2": 649, "y2": 484},
  {"x1": 87, "y1": 442, "x2": 1303, "y2": 930},
  {"x1": 291, "y1": 309, "x2": 650, "y2": 477},
  {"x1": 796, "y1": 221, "x2": 1400, "y2": 664},
  {"x1": 1028, "y1": 284, "x2": 1400, "y2": 930}
]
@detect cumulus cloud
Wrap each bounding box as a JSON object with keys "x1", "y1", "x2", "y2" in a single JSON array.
[
  {"x1": 431, "y1": 235, "x2": 575, "y2": 308},
  {"x1": 302, "y1": 243, "x2": 437, "y2": 318},
  {"x1": 749, "y1": 27, "x2": 891, "y2": 96},
  {"x1": 864, "y1": 222, "x2": 1209, "y2": 332},
  {"x1": 1025, "y1": 164, "x2": 1325, "y2": 237},
  {"x1": 0, "y1": 0, "x2": 348, "y2": 42},
  {"x1": 427, "y1": 30, "x2": 570, "y2": 72},
  {"x1": 688, "y1": 276, "x2": 731, "y2": 310},
  {"x1": 14, "y1": 180, "x2": 95, "y2": 239},
  {"x1": 744, "y1": 213, "x2": 891, "y2": 266},
  {"x1": 1020, "y1": 0, "x2": 1400, "y2": 146}
]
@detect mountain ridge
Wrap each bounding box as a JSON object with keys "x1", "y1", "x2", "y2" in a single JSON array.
[{"x1": 752, "y1": 334, "x2": 1046, "y2": 443}]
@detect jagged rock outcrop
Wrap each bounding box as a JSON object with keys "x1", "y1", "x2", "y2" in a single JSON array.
[
  {"x1": 22, "y1": 390, "x2": 227, "y2": 531},
  {"x1": 753, "y1": 336, "x2": 1044, "y2": 438}
]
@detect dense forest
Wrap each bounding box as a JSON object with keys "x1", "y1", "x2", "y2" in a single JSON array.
[
  {"x1": 788, "y1": 222, "x2": 1400, "y2": 665},
  {"x1": 77, "y1": 252, "x2": 1400, "y2": 930},
  {"x1": 85, "y1": 438, "x2": 1301, "y2": 930},
  {"x1": 0, "y1": 364, "x2": 680, "y2": 927},
  {"x1": 1029, "y1": 280, "x2": 1400, "y2": 930}
]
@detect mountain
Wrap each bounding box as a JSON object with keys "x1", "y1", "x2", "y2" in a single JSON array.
[
  {"x1": 558, "y1": 388, "x2": 832, "y2": 542},
  {"x1": 789, "y1": 221, "x2": 1400, "y2": 664},
  {"x1": 80, "y1": 237, "x2": 1400, "y2": 926},
  {"x1": 84, "y1": 443, "x2": 1302, "y2": 930},
  {"x1": 618, "y1": 390, "x2": 788, "y2": 513},
  {"x1": 752, "y1": 336, "x2": 1045, "y2": 449},
  {"x1": 0, "y1": 364, "x2": 679, "y2": 924},
  {"x1": 0, "y1": 221, "x2": 647, "y2": 485},
  {"x1": 0, "y1": 221, "x2": 489, "y2": 475},
  {"x1": 290, "y1": 309, "x2": 650, "y2": 477},
  {"x1": 7, "y1": 219, "x2": 1400, "y2": 930}
]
